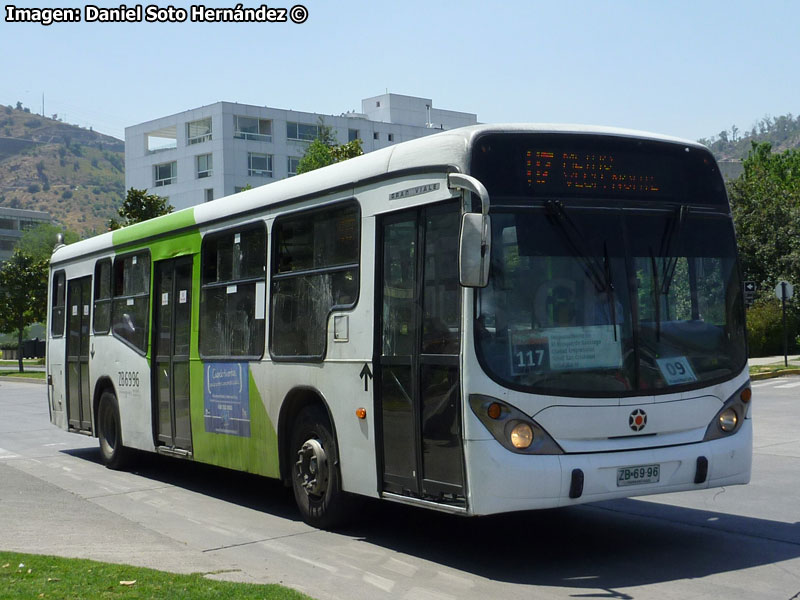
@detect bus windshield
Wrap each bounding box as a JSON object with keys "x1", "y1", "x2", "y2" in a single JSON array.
[{"x1": 475, "y1": 207, "x2": 747, "y2": 396}]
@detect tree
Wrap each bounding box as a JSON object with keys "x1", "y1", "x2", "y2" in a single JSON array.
[
  {"x1": 728, "y1": 142, "x2": 800, "y2": 352},
  {"x1": 296, "y1": 138, "x2": 335, "y2": 174},
  {"x1": 729, "y1": 142, "x2": 800, "y2": 289},
  {"x1": 296, "y1": 119, "x2": 363, "y2": 175},
  {"x1": 108, "y1": 188, "x2": 174, "y2": 230},
  {"x1": 16, "y1": 223, "x2": 80, "y2": 263},
  {"x1": 0, "y1": 249, "x2": 48, "y2": 372}
]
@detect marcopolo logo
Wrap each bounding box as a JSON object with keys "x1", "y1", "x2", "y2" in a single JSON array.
[{"x1": 629, "y1": 408, "x2": 647, "y2": 432}]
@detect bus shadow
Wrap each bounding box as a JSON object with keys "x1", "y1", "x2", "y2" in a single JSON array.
[
  {"x1": 343, "y1": 496, "x2": 800, "y2": 592},
  {"x1": 61, "y1": 446, "x2": 300, "y2": 521},
  {"x1": 61, "y1": 447, "x2": 800, "y2": 591}
]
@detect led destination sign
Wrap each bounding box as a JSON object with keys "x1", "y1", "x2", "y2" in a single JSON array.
[
  {"x1": 469, "y1": 133, "x2": 729, "y2": 206},
  {"x1": 527, "y1": 149, "x2": 664, "y2": 196}
]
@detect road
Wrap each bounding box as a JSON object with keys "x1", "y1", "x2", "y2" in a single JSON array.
[{"x1": 1, "y1": 378, "x2": 799, "y2": 600}]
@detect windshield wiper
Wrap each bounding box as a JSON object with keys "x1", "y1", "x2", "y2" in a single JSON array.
[
  {"x1": 650, "y1": 251, "x2": 662, "y2": 341},
  {"x1": 659, "y1": 205, "x2": 688, "y2": 296},
  {"x1": 545, "y1": 200, "x2": 618, "y2": 339},
  {"x1": 650, "y1": 204, "x2": 689, "y2": 342},
  {"x1": 545, "y1": 200, "x2": 607, "y2": 292}
]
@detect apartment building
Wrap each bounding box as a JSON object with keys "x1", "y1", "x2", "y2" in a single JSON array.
[
  {"x1": 0, "y1": 207, "x2": 52, "y2": 263},
  {"x1": 125, "y1": 93, "x2": 478, "y2": 211}
]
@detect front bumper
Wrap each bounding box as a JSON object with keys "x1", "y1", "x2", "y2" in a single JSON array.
[{"x1": 464, "y1": 419, "x2": 752, "y2": 515}]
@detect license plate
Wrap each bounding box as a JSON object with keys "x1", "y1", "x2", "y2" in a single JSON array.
[{"x1": 617, "y1": 463, "x2": 660, "y2": 487}]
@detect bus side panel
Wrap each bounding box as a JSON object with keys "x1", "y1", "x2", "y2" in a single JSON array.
[
  {"x1": 91, "y1": 338, "x2": 155, "y2": 452},
  {"x1": 189, "y1": 361, "x2": 280, "y2": 478},
  {"x1": 322, "y1": 214, "x2": 378, "y2": 498}
]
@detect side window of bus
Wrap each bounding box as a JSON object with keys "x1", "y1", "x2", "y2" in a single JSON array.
[
  {"x1": 111, "y1": 252, "x2": 150, "y2": 353},
  {"x1": 199, "y1": 222, "x2": 267, "y2": 358},
  {"x1": 93, "y1": 259, "x2": 112, "y2": 334},
  {"x1": 51, "y1": 270, "x2": 66, "y2": 337},
  {"x1": 271, "y1": 202, "x2": 360, "y2": 359}
]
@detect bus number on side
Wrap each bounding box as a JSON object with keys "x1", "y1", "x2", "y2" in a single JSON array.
[{"x1": 118, "y1": 371, "x2": 140, "y2": 388}]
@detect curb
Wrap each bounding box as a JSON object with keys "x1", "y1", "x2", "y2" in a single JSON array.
[
  {"x1": 750, "y1": 369, "x2": 800, "y2": 381},
  {"x1": 0, "y1": 376, "x2": 47, "y2": 385}
]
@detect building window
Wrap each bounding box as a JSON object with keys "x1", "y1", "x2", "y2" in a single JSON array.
[
  {"x1": 373, "y1": 132, "x2": 379, "y2": 140},
  {"x1": 186, "y1": 118, "x2": 212, "y2": 145},
  {"x1": 51, "y1": 270, "x2": 66, "y2": 337},
  {"x1": 348, "y1": 129, "x2": 359, "y2": 142},
  {"x1": 111, "y1": 251, "x2": 150, "y2": 353},
  {"x1": 376, "y1": 101, "x2": 381, "y2": 107},
  {"x1": 154, "y1": 161, "x2": 176, "y2": 187},
  {"x1": 388, "y1": 133, "x2": 394, "y2": 142},
  {"x1": 248, "y1": 152, "x2": 272, "y2": 177},
  {"x1": 146, "y1": 126, "x2": 177, "y2": 152},
  {"x1": 205, "y1": 188, "x2": 214, "y2": 202},
  {"x1": 93, "y1": 259, "x2": 112, "y2": 334},
  {"x1": 200, "y1": 223, "x2": 266, "y2": 358},
  {"x1": 0, "y1": 218, "x2": 16, "y2": 230},
  {"x1": 288, "y1": 156, "x2": 301, "y2": 177},
  {"x1": 271, "y1": 202, "x2": 360, "y2": 359},
  {"x1": 196, "y1": 153, "x2": 213, "y2": 178},
  {"x1": 0, "y1": 240, "x2": 15, "y2": 251},
  {"x1": 234, "y1": 116, "x2": 272, "y2": 141},
  {"x1": 287, "y1": 121, "x2": 319, "y2": 142}
]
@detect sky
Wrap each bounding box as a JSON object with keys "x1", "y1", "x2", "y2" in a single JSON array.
[{"x1": 1, "y1": 0, "x2": 798, "y2": 143}]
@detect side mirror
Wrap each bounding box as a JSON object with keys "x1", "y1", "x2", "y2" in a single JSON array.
[
  {"x1": 459, "y1": 212, "x2": 491, "y2": 288},
  {"x1": 448, "y1": 173, "x2": 492, "y2": 288}
]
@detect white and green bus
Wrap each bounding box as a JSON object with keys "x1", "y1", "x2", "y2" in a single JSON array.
[{"x1": 47, "y1": 124, "x2": 752, "y2": 528}]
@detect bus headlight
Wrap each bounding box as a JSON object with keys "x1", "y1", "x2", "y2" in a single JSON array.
[
  {"x1": 718, "y1": 408, "x2": 738, "y2": 432},
  {"x1": 509, "y1": 422, "x2": 534, "y2": 449},
  {"x1": 468, "y1": 395, "x2": 563, "y2": 455},
  {"x1": 703, "y1": 383, "x2": 750, "y2": 441}
]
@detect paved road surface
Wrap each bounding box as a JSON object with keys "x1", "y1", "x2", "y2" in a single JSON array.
[{"x1": 1, "y1": 378, "x2": 799, "y2": 599}]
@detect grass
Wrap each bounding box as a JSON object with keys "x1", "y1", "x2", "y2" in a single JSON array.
[
  {"x1": 749, "y1": 362, "x2": 800, "y2": 376},
  {"x1": 0, "y1": 370, "x2": 46, "y2": 379},
  {"x1": 0, "y1": 552, "x2": 312, "y2": 600},
  {"x1": 0, "y1": 360, "x2": 42, "y2": 366}
]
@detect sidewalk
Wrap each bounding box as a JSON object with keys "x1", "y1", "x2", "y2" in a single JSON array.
[{"x1": 749, "y1": 354, "x2": 800, "y2": 366}]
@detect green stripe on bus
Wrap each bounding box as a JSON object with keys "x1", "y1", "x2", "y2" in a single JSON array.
[
  {"x1": 111, "y1": 208, "x2": 197, "y2": 248},
  {"x1": 189, "y1": 363, "x2": 280, "y2": 478}
]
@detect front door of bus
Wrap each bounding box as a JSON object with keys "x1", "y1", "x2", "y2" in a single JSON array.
[
  {"x1": 152, "y1": 257, "x2": 193, "y2": 452},
  {"x1": 66, "y1": 276, "x2": 92, "y2": 431},
  {"x1": 377, "y1": 202, "x2": 465, "y2": 504}
]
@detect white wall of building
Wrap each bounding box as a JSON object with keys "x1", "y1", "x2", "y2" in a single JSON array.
[{"x1": 125, "y1": 95, "x2": 477, "y2": 211}]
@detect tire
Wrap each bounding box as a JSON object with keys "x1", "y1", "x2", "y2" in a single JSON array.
[
  {"x1": 290, "y1": 405, "x2": 351, "y2": 529},
  {"x1": 97, "y1": 390, "x2": 130, "y2": 470}
]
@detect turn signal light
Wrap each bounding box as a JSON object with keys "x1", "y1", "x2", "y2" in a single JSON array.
[
  {"x1": 487, "y1": 402, "x2": 502, "y2": 420},
  {"x1": 355, "y1": 408, "x2": 367, "y2": 420},
  {"x1": 740, "y1": 387, "x2": 752, "y2": 403}
]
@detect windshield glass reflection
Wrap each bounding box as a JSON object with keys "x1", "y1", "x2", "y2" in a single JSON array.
[{"x1": 475, "y1": 208, "x2": 746, "y2": 396}]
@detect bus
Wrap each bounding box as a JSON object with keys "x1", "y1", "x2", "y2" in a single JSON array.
[{"x1": 47, "y1": 124, "x2": 752, "y2": 528}]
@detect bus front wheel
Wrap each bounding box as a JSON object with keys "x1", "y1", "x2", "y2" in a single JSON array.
[
  {"x1": 97, "y1": 390, "x2": 130, "y2": 470},
  {"x1": 290, "y1": 405, "x2": 349, "y2": 529}
]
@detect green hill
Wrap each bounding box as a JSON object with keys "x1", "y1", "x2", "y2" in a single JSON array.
[
  {"x1": 700, "y1": 113, "x2": 800, "y2": 173},
  {"x1": 0, "y1": 103, "x2": 125, "y2": 236},
  {"x1": 2, "y1": 99, "x2": 798, "y2": 232}
]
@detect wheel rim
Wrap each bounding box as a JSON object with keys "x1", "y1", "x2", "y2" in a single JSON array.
[{"x1": 295, "y1": 438, "x2": 329, "y2": 498}]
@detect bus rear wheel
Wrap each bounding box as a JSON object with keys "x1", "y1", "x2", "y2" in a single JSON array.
[
  {"x1": 290, "y1": 405, "x2": 350, "y2": 529},
  {"x1": 97, "y1": 390, "x2": 130, "y2": 470}
]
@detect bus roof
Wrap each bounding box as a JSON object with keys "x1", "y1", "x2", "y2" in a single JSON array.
[{"x1": 51, "y1": 123, "x2": 705, "y2": 266}]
